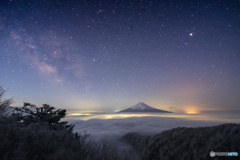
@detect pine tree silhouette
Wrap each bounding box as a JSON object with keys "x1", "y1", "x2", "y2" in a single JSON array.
[{"x1": 13, "y1": 103, "x2": 75, "y2": 132}]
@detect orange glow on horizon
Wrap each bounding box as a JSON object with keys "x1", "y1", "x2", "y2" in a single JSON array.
[
  {"x1": 186, "y1": 110, "x2": 198, "y2": 114},
  {"x1": 184, "y1": 106, "x2": 199, "y2": 114}
]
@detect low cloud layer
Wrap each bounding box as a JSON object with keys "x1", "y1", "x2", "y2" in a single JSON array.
[{"x1": 68, "y1": 116, "x2": 223, "y2": 148}]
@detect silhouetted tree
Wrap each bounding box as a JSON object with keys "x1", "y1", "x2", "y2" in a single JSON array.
[
  {"x1": 13, "y1": 103, "x2": 75, "y2": 132},
  {"x1": 0, "y1": 86, "x2": 13, "y2": 116},
  {"x1": 0, "y1": 86, "x2": 133, "y2": 160}
]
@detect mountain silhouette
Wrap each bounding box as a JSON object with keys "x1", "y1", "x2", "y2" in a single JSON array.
[{"x1": 117, "y1": 102, "x2": 172, "y2": 113}]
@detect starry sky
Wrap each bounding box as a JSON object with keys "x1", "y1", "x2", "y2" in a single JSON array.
[{"x1": 1, "y1": 0, "x2": 240, "y2": 113}]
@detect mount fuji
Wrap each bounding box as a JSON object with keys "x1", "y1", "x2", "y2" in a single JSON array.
[{"x1": 117, "y1": 102, "x2": 172, "y2": 113}]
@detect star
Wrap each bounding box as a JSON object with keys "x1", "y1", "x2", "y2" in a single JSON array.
[{"x1": 189, "y1": 33, "x2": 193, "y2": 36}]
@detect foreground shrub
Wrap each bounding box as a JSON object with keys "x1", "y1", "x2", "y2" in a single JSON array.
[
  {"x1": 0, "y1": 116, "x2": 135, "y2": 160},
  {"x1": 0, "y1": 114, "x2": 88, "y2": 160},
  {"x1": 0, "y1": 104, "x2": 134, "y2": 160},
  {"x1": 13, "y1": 102, "x2": 75, "y2": 132},
  {"x1": 0, "y1": 86, "x2": 13, "y2": 117},
  {"x1": 0, "y1": 86, "x2": 135, "y2": 160}
]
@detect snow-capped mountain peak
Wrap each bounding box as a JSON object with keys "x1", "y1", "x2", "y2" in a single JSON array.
[
  {"x1": 130, "y1": 102, "x2": 155, "y2": 110},
  {"x1": 117, "y1": 102, "x2": 172, "y2": 113}
]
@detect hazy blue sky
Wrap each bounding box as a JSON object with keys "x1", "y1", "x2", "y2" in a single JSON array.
[{"x1": 1, "y1": 0, "x2": 240, "y2": 113}]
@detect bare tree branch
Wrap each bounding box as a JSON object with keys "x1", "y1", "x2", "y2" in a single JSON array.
[{"x1": 0, "y1": 86, "x2": 14, "y2": 116}]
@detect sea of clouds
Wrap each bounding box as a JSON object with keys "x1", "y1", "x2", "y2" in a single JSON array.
[{"x1": 68, "y1": 116, "x2": 223, "y2": 150}]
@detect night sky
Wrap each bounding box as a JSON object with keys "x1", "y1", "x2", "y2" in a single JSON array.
[{"x1": 1, "y1": 0, "x2": 240, "y2": 113}]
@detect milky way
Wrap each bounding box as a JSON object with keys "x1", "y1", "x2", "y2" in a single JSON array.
[{"x1": 1, "y1": 0, "x2": 240, "y2": 113}]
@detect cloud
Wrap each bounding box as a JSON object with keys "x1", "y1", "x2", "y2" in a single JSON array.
[
  {"x1": 8, "y1": 28, "x2": 94, "y2": 91},
  {"x1": 8, "y1": 30, "x2": 67, "y2": 87},
  {"x1": 38, "y1": 62, "x2": 56, "y2": 74},
  {"x1": 67, "y1": 116, "x2": 223, "y2": 150},
  {"x1": 38, "y1": 31, "x2": 87, "y2": 78},
  {"x1": 8, "y1": 30, "x2": 62, "y2": 80},
  {"x1": 10, "y1": 31, "x2": 21, "y2": 40}
]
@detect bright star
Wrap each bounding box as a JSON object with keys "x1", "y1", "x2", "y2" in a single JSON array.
[{"x1": 190, "y1": 33, "x2": 193, "y2": 36}]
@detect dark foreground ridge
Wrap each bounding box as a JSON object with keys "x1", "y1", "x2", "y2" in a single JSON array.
[{"x1": 122, "y1": 123, "x2": 240, "y2": 160}]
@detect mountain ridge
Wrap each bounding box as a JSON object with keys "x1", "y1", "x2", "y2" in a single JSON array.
[{"x1": 122, "y1": 123, "x2": 240, "y2": 160}]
